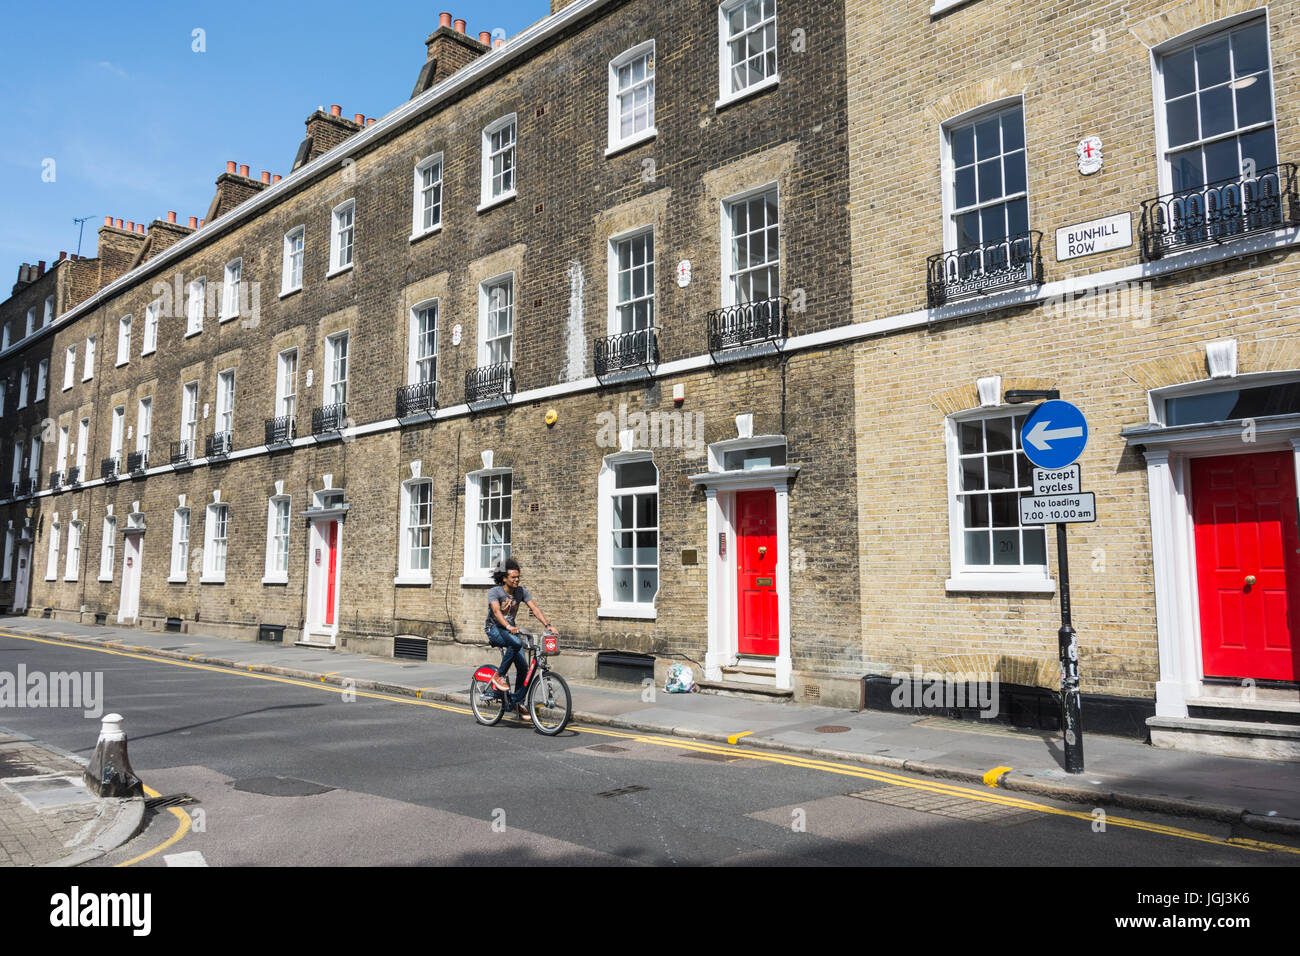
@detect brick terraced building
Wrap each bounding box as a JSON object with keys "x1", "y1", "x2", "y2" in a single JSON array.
[{"x1": 0, "y1": 1, "x2": 866, "y2": 705}]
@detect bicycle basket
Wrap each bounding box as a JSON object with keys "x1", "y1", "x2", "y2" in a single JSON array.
[{"x1": 543, "y1": 633, "x2": 559, "y2": 653}]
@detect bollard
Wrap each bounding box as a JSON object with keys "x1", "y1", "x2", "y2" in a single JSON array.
[{"x1": 84, "y1": 713, "x2": 144, "y2": 798}]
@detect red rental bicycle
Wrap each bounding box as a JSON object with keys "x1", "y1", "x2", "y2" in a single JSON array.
[{"x1": 470, "y1": 629, "x2": 572, "y2": 736}]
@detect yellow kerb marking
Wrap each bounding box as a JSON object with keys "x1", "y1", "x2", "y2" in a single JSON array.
[
  {"x1": 116, "y1": 785, "x2": 191, "y2": 867},
  {"x1": 983, "y1": 765, "x2": 1013, "y2": 787},
  {"x1": 728, "y1": 731, "x2": 754, "y2": 745}
]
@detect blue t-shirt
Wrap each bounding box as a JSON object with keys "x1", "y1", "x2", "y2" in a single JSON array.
[{"x1": 485, "y1": 584, "x2": 531, "y2": 632}]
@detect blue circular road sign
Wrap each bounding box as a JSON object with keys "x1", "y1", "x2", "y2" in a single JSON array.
[{"x1": 1020, "y1": 400, "x2": 1088, "y2": 469}]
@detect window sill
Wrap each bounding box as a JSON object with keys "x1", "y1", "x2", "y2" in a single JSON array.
[
  {"x1": 44, "y1": 575, "x2": 56, "y2": 582},
  {"x1": 597, "y1": 603, "x2": 658, "y2": 620},
  {"x1": 219, "y1": 313, "x2": 238, "y2": 323},
  {"x1": 460, "y1": 574, "x2": 496, "y2": 587},
  {"x1": 142, "y1": 348, "x2": 156, "y2": 357},
  {"x1": 199, "y1": 574, "x2": 225, "y2": 584},
  {"x1": 115, "y1": 359, "x2": 128, "y2": 368},
  {"x1": 63, "y1": 575, "x2": 77, "y2": 582},
  {"x1": 184, "y1": 328, "x2": 202, "y2": 339},
  {"x1": 605, "y1": 128, "x2": 658, "y2": 158},
  {"x1": 929, "y1": 0, "x2": 976, "y2": 15},
  {"x1": 409, "y1": 224, "x2": 443, "y2": 243},
  {"x1": 715, "y1": 74, "x2": 780, "y2": 111},
  {"x1": 395, "y1": 573, "x2": 432, "y2": 586},
  {"x1": 279, "y1": 286, "x2": 302, "y2": 300},
  {"x1": 945, "y1": 572, "x2": 1056, "y2": 594},
  {"x1": 477, "y1": 190, "x2": 517, "y2": 214},
  {"x1": 62, "y1": 385, "x2": 73, "y2": 392},
  {"x1": 97, "y1": 574, "x2": 112, "y2": 583},
  {"x1": 81, "y1": 375, "x2": 93, "y2": 383},
  {"x1": 167, "y1": 575, "x2": 187, "y2": 584},
  {"x1": 261, "y1": 574, "x2": 288, "y2": 586},
  {"x1": 326, "y1": 263, "x2": 354, "y2": 279}
]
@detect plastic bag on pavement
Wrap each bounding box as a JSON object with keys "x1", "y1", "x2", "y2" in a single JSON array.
[{"x1": 665, "y1": 663, "x2": 696, "y2": 693}]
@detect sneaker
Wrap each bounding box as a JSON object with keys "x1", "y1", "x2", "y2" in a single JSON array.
[
  {"x1": 490, "y1": 674, "x2": 509, "y2": 692},
  {"x1": 517, "y1": 706, "x2": 533, "y2": 723}
]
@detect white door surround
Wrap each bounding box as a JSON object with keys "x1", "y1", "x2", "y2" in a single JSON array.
[
  {"x1": 1124, "y1": 413, "x2": 1300, "y2": 718},
  {"x1": 12, "y1": 541, "x2": 31, "y2": 613},
  {"x1": 119, "y1": 531, "x2": 143, "y2": 623}
]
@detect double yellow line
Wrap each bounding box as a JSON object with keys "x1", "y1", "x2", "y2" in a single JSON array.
[{"x1": 3, "y1": 629, "x2": 1297, "y2": 859}]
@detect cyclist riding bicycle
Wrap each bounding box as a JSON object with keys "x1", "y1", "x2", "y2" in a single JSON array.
[{"x1": 485, "y1": 557, "x2": 556, "y2": 721}]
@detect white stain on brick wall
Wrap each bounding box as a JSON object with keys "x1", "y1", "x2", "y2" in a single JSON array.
[{"x1": 564, "y1": 260, "x2": 585, "y2": 382}]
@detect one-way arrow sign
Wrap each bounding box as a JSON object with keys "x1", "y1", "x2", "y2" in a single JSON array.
[{"x1": 1020, "y1": 400, "x2": 1088, "y2": 469}]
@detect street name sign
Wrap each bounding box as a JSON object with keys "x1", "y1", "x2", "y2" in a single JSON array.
[
  {"x1": 1033, "y1": 464, "x2": 1081, "y2": 496},
  {"x1": 1021, "y1": 400, "x2": 1088, "y2": 469},
  {"x1": 1055, "y1": 213, "x2": 1132, "y2": 261},
  {"x1": 1020, "y1": 492, "x2": 1097, "y2": 525}
]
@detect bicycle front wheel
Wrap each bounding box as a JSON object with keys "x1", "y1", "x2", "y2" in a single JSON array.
[
  {"x1": 527, "y1": 671, "x2": 571, "y2": 736},
  {"x1": 470, "y1": 669, "x2": 506, "y2": 726}
]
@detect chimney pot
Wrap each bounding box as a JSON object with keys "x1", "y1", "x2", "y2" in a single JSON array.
[
  {"x1": 454, "y1": 18, "x2": 466, "y2": 33},
  {"x1": 104, "y1": 215, "x2": 113, "y2": 227},
  {"x1": 58, "y1": 251, "x2": 67, "y2": 261},
  {"x1": 188, "y1": 216, "x2": 198, "y2": 228},
  {"x1": 238, "y1": 164, "x2": 250, "y2": 177},
  {"x1": 260, "y1": 170, "x2": 271, "y2": 183},
  {"x1": 125, "y1": 221, "x2": 134, "y2": 231},
  {"x1": 226, "y1": 160, "x2": 237, "y2": 174},
  {"x1": 494, "y1": 36, "x2": 504, "y2": 48},
  {"x1": 479, "y1": 30, "x2": 491, "y2": 44},
  {"x1": 439, "y1": 11, "x2": 452, "y2": 27},
  {"x1": 114, "y1": 218, "x2": 124, "y2": 229},
  {"x1": 137, "y1": 223, "x2": 146, "y2": 234},
  {"x1": 167, "y1": 211, "x2": 177, "y2": 223},
  {"x1": 37, "y1": 260, "x2": 46, "y2": 274},
  {"x1": 330, "y1": 104, "x2": 342, "y2": 117},
  {"x1": 366, "y1": 118, "x2": 376, "y2": 127},
  {"x1": 200, "y1": 219, "x2": 206, "y2": 227},
  {"x1": 354, "y1": 112, "x2": 364, "y2": 124},
  {"x1": 273, "y1": 174, "x2": 282, "y2": 183}
]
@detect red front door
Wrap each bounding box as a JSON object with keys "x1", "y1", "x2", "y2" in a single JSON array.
[
  {"x1": 1192, "y1": 452, "x2": 1299, "y2": 681},
  {"x1": 736, "y1": 490, "x2": 779, "y2": 656},
  {"x1": 324, "y1": 520, "x2": 339, "y2": 626}
]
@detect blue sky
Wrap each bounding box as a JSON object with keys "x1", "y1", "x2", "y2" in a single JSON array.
[{"x1": 0, "y1": 0, "x2": 545, "y2": 286}]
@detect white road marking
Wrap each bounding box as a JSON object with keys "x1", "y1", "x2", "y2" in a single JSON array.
[{"x1": 164, "y1": 850, "x2": 208, "y2": 867}]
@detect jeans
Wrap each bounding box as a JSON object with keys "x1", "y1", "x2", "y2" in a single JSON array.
[{"x1": 486, "y1": 622, "x2": 526, "y2": 704}]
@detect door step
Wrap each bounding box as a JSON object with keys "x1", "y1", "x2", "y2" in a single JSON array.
[
  {"x1": 1148, "y1": 715, "x2": 1300, "y2": 762},
  {"x1": 721, "y1": 663, "x2": 777, "y2": 686},
  {"x1": 1185, "y1": 696, "x2": 1300, "y2": 726},
  {"x1": 696, "y1": 678, "x2": 793, "y2": 702}
]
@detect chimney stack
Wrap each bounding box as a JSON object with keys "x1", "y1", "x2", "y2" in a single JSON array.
[
  {"x1": 415, "y1": 12, "x2": 491, "y2": 97},
  {"x1": 95, "y1": 216, "x2": 148, "y2": 290},
  {"x1": 296, "y1": 104, "x2": 364, "y2": 168}
]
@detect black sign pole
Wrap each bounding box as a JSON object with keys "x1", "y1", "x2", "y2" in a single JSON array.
[{"x1": 1056, "y1": 521, "x2": 1084, "y2": 773}]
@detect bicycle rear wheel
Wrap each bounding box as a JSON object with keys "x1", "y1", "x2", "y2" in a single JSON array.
[
  {"x1": 527, "y1": 671, "x2": 571, "y2": 736},
  {"x1": 470, "y1": 669, "x2": 506, "y2": 726}
]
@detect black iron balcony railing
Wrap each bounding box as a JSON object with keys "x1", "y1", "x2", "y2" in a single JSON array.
[
  {"x1": 126, "y1": 450, "x2": 148, "y2": 474},
  {"x1": 20, "y1": 477, "x2": 36, "y2": 496},
  {"x1": 101, "y1": 456, "x2": 121, "y2": 481},
  {"x1": 397, "y1": 381, "x2": 439, "y2": 418},
  {"x1": 312, "y1": 403, "x2": 348, "y2": 435},
  {"x1": 707, "y1": 297, "x2": 788, "y2": 360},
  {"x1": 1140, "y1": 163, "x2": 1299, "y2": 261},
  {"x1": 49, "y1": 470, "x2": 64, "y2": 492},
  {"x1": 595, "y1": 327, "x2": 659, "y2": 382},
  {"x1": 927, "y1": 231, "x2": 1043, "y2": 308},
  {"x1": 169, "y1": 439, "x2": 196, "y2": 465},
  {"x1": 66, "y1": 465, "x2": 81, "y2": 486},
  {"x1": 465, "y1": 362, "x2": 514, "y2": 405},
  {"x1": 264, "y1": 416, "x2": 295, "y2": 445},
  {"x1": 205, "y1": 431, "x2": 233, "y2": 458}
]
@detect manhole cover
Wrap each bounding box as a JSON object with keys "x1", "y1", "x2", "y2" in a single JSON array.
[
  {"x1": 848, "y1": 786, "x2": 1038, "y2": 828},
  {"x1": 232, "y1": 776, "x2": 334, "y2": 797},
  {"x1": 598, "y1": 785, "x2": 648, "y2": 798},
  {"x1": 815, "y1": 725, "x2": 851, "y2": 734},
  {"x1": 3, "y1": 775, "x2": 95, "y2": 810},
  {"x1": 681, "y1": 751, "x2": 739, "y2": 762},
  {"x1": 586, "y1": 744, "x2": 628, "y2": 754}
]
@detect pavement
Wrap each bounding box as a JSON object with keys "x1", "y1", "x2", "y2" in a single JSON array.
[{"x1": 1, "y1": 613, "x2": 1299, "y2": 869}]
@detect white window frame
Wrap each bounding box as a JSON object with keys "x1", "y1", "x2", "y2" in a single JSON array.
[
  {"x1": 721, "y1": 184, "x2": 781, "y2": 307},
  {"x1": 717, "y1": 0, "x2": 780, "y2": 108},
  {"x1": 18, "y1": 368, "x2": 28, "y2": 409},
  {"x1": 64, "y1": 519, "x2": 81, "y2": 581},
  {"x1": 136, "y1": 398, "x2": 152, "y2": 459},
  {"x1": 25, "y1": 308, "x2": 36, "y2": 337},
  {"x1": 397, "y1": 478, "x2": 434, "y2": 585},
  {"x1": 479, "y1": 114, "x2": 518, "y2": 210},
  {"x1": 55, "y1": 425, "x2": 69, "y2": 475},
  {"x1": 10, "y1": 440, "x2": 23, "y2": 487},
  {"x1": 63, "y1": 344, "x2": 76, "y2": 390},
  {"x1": 143, "y1": 301, "x2": 159, "y2": 355},
  {"x1": 460, "y1": 467, "x2": 512, "y2": 585},
  {"x1": 325, "y1": 332, "x2": 349, "y2": 408},
  {"x1": 607, "y1": 41, "x2": 657, "y2": 155},
  {"x1": 478, "y1": 275, "x2": 514, "y2": 367},
  {"x1": 116, "y1": 315, "x2": 131, "y2": 366},
  {"x1": 329, "y1": 200, "x2": 355, "y2": 275},
  {"x1": 276, "y1": 348, "x2": 298, "y2": 420},
  {"x1": 221, "y1": 258, "x2": 242, "y2": 321},
  {"x1": 0, "y1": 380, "x2": 6, "y2": 418},
  {"x1": 3, "y1": 322, "x2": 11, "y2": 350},
  {"x1": 186, "y1": 277, "x2": 205, "y2": 336},
  {"x1": 99, "y1": 515, "x2": 116, "y2": 582},
  {"x1": 263, "y1": 496, "x2": 291, "y2": 584},
  {"x1": 608, "y1": 226, "x2": 656, "y2": 336},
  {"x1": 412, "y1": 154, "x2": 444, "y2": 239},
  {"x1": 282, "y1": 226, "x2": 305, "y2": 295},
  {"x1": 181, "y1": 382, "x2": 198, "y2": 447},
  {"x1": 215, "y1": 369, "x2": 236, "y2": 437},
  {"x1": 408, "y1": 300, "x2": 439, "y2": 387},
  {"x1": 82, "y1": 335, "x2": 95, "y2": 381},
  {"x1": 940, "y1": 97, "x2": 1030, "y2": 255},
  {"x1": 597, "y1": 451, "x2": 659, "y2": 618},
  {"x1": 201, "y1": 503, "x2": 229, "y2": 583},
  {"x1": 75, "y1": 418, "x2": 89, "y2": 472},
  {"x1": 169, "y1": 507, "x2": 190, "y2": 583},
  {"x1": 110, "y1": 406, "x2": 125, "y2": 462},
  {"x1": 28, "y1": 437, "x2": 41, "y2": 481},
  {"x1": 944, "y1": 407, "x2": 1055, "y2": 594},
  {"x1": 43, "y1": 295, "x2": 54, "y2": 327},
  {"x1": 45, "y1": 520, "x2": 59, "y2": 581},
  {"x1": 35, "y1": 359, "x2": 47, "y2": 400},
  {"x1": 2, "y1": 525, "x2": 14, "y2": 582}
]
